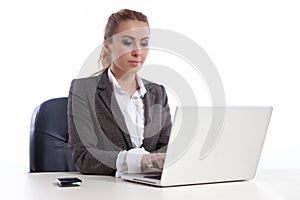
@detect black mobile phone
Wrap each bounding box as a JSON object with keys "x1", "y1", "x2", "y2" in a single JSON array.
[{"x1": 57, "y1": 177, "x2": 82, "y2": 187}]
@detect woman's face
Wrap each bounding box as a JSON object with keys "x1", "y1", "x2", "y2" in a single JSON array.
[{"x1": 107, "y1": 20, "x2": 150, "y2": 75}]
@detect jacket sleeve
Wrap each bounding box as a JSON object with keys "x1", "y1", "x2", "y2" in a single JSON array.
[{"x1": 68, "y1": 79, "x2": 119, "y2": 175}]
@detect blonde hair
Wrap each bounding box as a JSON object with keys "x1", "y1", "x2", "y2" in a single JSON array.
[{"x1": 92, "y1": 9, "x2": 149, "y2": 76}]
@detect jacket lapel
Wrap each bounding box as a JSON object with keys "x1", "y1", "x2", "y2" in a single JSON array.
[
  {"x1": 96, "y1": 69, "x2": 133, "y2": 149},
  {"x1": 143, "y1": 83, "x2": 155, "y2": 142}
]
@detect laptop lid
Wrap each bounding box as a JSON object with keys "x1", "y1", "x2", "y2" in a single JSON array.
[{"x1": 122, "y1": 106, "x2": 272, "y2": 187}]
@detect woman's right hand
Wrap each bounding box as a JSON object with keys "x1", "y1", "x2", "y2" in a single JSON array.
[{"x1": 141, "y1": 153, "x2": 166, "y2": 171}]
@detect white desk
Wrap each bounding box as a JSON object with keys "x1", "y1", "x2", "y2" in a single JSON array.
[{"x1": 1, "y1": 170, "x2": 299, "y2": 200}]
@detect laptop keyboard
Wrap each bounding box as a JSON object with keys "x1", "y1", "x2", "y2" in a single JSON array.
[{"x1": 143, "y1": 175, "x2": 162, "y2": 180}]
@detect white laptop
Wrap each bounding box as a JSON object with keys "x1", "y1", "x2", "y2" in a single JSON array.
[{"x1": 121, "y1": 106, "x2": 273, "y2": 187}]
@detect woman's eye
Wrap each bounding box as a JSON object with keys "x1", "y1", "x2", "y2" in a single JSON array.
[
  {"x1": 122, "y1": 40, "x2": 133, "y2": 46},
  {"x1": 141, "y1": 40, "x2": 149, "y2": 47}
]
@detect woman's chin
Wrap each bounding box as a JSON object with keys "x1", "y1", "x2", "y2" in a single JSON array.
[{"x1": 127, "y1": 65, "x2": 142, "y2": 73}]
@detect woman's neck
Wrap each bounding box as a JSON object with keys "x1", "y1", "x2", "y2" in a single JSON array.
[{"x1": 110, "y1": 67, "x2": 138, "y2": 97}]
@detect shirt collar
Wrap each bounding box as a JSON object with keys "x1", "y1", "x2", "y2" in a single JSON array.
[{"x1": 108, "y1": 68, "x2": 147, "y2": 97}]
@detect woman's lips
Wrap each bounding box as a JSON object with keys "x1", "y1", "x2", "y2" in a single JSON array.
[{"x1": 128, "y1": 60, "x2": 141, "y2": 66}]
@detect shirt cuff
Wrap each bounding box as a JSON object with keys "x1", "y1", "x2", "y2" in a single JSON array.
[
  {"x1": 115, "y1": 150, "x2": 128, "y2": 178},
  {"x1": 115, "y1": 148, "x2": 149, "y2": 177}
]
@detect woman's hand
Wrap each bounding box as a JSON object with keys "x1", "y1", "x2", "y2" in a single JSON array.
[{"x1": 141, "y1": 153, "x2": 166, "y2": 171}]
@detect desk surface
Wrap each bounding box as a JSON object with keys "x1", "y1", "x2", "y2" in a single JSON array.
[{"x1": 1, "y1": 170, "x2": 299, "y2": 200}]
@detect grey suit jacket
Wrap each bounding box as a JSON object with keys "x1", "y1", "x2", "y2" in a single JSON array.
[{"x1": 68, "y1": 69, "x2": 172, "y2": 175}]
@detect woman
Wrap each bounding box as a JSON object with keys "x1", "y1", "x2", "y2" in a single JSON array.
[{"x1": 68, "y1": 9, "x2": 172, "y2": 176}]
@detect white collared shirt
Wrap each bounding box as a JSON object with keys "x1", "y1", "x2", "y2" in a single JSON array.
[{"x1": 107, "y1": 69, "x2": 149, "y2": 177}]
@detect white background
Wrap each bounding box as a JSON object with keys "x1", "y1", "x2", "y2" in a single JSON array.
[{"x1": 0, "y1": 0, "x2": 299, "y2": 172}]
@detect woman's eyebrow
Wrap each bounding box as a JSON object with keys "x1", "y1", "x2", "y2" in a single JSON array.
[{"x1": 122, "y1": 35, "x2": 134, "y2": 39}]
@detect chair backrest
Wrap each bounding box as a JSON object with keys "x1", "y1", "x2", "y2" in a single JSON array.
[{"x1": 30, "y1": 97, "x2": 77, "y2": 172}]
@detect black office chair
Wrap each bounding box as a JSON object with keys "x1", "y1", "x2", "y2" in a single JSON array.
[{"x1": 29, "y1": 97, "x2": 77, "y2": 172}]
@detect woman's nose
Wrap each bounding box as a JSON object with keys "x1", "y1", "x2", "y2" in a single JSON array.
[{"x1": 132, "y1": 47, "x2": 142, "y2": 57}]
